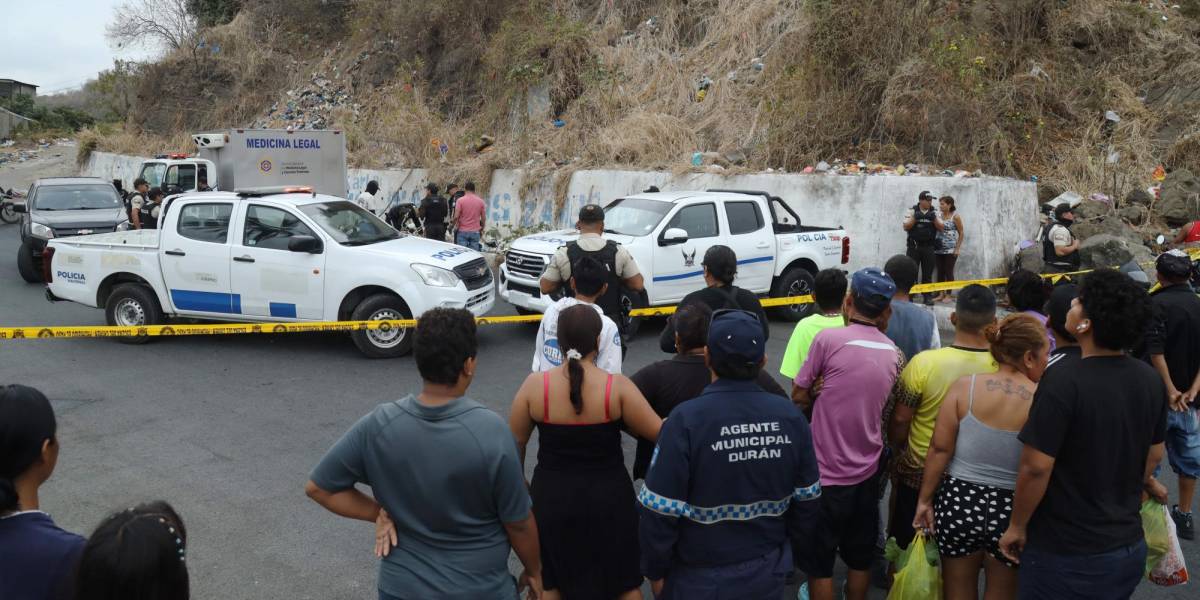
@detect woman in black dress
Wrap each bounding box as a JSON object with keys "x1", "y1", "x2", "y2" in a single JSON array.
[{"x1": 510, "y1": 304, "x2": 662, "y2": 600}]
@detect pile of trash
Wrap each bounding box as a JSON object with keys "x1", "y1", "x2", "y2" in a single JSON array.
[
  {"x1": 0, "y1": 139, "x2": 71, "y2": 166},
  {"x1": 686, "y1": 151, "x2": 993, "y2": 178},
  {"x1": 253, "y1": 72, "x2": 361, "y2": 131}
]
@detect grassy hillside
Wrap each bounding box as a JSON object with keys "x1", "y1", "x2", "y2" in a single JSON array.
[{"x1": 85, "y1": 0, "x2": 1200, "y2": 205}]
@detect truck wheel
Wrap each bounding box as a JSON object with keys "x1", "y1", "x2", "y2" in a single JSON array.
[
  {"x1": 17, "y1": 240, "x2": 41, "y2": 283},
  {"x1": 619, "y1": 288, "x2": 648, "y2": 338},
  {"x1": 105, "y1": 283, "x2": 163, "y2": 344},
  {"x1": 350, "y1": 293, "x2": 414, "y2": 358},
  {"x1": 770, "y1": 267, "x2": 817, "y2": 322}
]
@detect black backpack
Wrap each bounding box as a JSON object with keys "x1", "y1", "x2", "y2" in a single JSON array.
[{"x1": 566, "y1": 240, "x2": 622, "y2": 318}]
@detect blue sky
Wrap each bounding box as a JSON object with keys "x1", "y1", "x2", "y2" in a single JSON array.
[{"x1": 0, "y1": 0, "x2": 155, "y2": 95}]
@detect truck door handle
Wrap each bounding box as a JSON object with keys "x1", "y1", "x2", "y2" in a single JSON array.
[
  {"x1": 233, "y1": 255, "x2": 255, "y2": 263},
  {"x1": 755, "y1": 242, "x2": 770, "y2": 249},
  {"x1": 165, "y1": 249, "x2": 186, "y2": 256}
]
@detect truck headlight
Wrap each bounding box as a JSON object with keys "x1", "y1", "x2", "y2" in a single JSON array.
[
  {"x1": 116, "y1": 220, "x2": 132, "y2": 231},
  {"x1": 31, "y1": 222, "x2": 54, "y2": 238},
  {"x1": 411, "y1": 263, "x2": 460, "y2": 288}
]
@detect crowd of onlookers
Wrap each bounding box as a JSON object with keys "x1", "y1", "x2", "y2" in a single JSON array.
[{"x1": 5, "y1": 207, "x2": 1198, "y2": 600}]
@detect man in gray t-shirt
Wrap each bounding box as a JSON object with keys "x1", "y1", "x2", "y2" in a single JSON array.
[{"x1": 306, "y1": 309, "x2": 542, "y2": 600}]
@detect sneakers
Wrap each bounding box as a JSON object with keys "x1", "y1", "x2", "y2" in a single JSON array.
[{"x1": 1172, "y1": 505, "x2": 1195, "y2": 540}]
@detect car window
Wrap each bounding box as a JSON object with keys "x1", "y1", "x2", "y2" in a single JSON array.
[
  {"x1": 33, "y1": 184, "x2": 122, "y2": 211},
  {"x1": 665, "y1": 203, "x2": 719, "y2": 238},
  {"x1": 298, "y1": 201, "x2": 399, "y2": 246},
  {"x1": 166, "y1": 165, "x2": 196, "y2": 191},
  {"x1": 177, "y1": 203, "x2": 233, "y2": 243},
  {"x1": 725, "y1": 201, "x2": 764, "y2": 235},
  {"x1": 602, "y1": 198, "x2": 673, "y2": 236},
  {"x1": 243, "y1": 205, "x2": 317, "y2": 250}
]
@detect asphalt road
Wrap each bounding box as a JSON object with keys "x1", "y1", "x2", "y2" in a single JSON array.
[{"x1": 0, "y1": 219, "x2": 1194, "y2": 598}]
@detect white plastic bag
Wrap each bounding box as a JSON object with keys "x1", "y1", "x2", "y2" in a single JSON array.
[{"x1": 1149, "y1": 505, "x2": 1189, "y2": 586}]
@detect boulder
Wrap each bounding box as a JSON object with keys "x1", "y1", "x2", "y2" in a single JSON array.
[
  {"x1": 1072, "y1": 199, "x2": 1113, "y2": 221},
  {"x1": 1126, "y1": 188, "x2": 1154, "y2": 206},
  {"x1": 1014, "y1": 245, "x2": 1044, "y2": 273},
  {"x1": 1071, "y1": 216, "x2": 1141, "y2": 244},
  {"x1": 1117, "y1": 204, "x2": 1148, "y2": 226},
  {"x1": 1158, "y1": 169, "x2": 1200, "y2": 227},
  {"x1": 1079, "y1": 234, "x2": 1153, "y2": 270}
]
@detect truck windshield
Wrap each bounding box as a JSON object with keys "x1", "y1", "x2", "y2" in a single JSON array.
[
  {"x1": 34, "y1": 185, "x2": 122, "y2": 211},
  {"x1": 602, "y1": 198, "x2": 672, "y2": 236},
  {"x1": 299, "y1": 201, "x2": 400, "y2": 246},
  {"x1": 139, "y1": 163, "x2": 166, "y2": 188}
]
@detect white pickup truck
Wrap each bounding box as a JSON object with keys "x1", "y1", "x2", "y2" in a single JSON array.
[
  {"x1": 43, "y1": 188, "x2": 494, "y2": 357},
  {"x1": 499, "y1": 189, "x2": 849, "y2": 322}
]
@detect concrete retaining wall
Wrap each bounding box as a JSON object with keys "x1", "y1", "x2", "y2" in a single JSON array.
[{"x1": 82, "y1": 151, "x2": 1037, "y2": 279}]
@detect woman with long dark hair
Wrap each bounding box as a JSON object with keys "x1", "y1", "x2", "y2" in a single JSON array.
[
  {"x1": 75, "y1": 501, "x2": 189, "y2": 600},
  {"x1": 0, "y1": 384, "x2": 86, "y2": 599},
  {"x1": 510, "y1": 304, "x2": 663, "y2": 599}
]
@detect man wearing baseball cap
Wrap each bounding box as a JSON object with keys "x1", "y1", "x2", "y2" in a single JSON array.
[
  {"x1": 1142, "y1": 249, "x2": 1200, "y2": 539},
  {"x1": 1044, "y1": 283, "x2": 1081, "y2": 374},
  {"x1": 792, "y1": 268, "x2": 906, "y2": 600},
  {"x1": 639, "y1": 310, "x2": 820, "y2": 599},
  {"x1": 540, "y1": 204, "x2": 644, "y2": 349},
  {"x1": 1039, "y1": 203, "x2": 1081, "y2": 274},
  {"x1": 902, "y1": 191, "x2": 944, "y2": 305}
]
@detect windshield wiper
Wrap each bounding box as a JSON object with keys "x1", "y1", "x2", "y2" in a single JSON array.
[
  {"x1": 603, "y1": 228, "x2": 619, "y2": 234},
  {"x1": 342, "y1": 236, "x2": 397, "y2": 246}
]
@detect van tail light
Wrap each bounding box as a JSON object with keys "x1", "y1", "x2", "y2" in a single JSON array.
[
  {"x1": 42, "y1": 246, "x2": 55, "y2": 283},
  {"x1": 841, "y1": 236, "x2": 850, "y2": 264}
]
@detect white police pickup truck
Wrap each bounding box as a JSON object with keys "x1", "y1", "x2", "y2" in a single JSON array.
[
  {"x1": 499, "y1": 189, "x2": 849, "y2": 322},
  {"x1": 43, "y1": 187, "x2": 494, "y2": 358}
]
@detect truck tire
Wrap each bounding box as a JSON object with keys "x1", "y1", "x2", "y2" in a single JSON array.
[
  {"x1": 770, "y1": 267, "x2": 817, "y2": 322},
  {"x1": 350, "y1": 293, "x2": 414, "y2": 358},
  {"x1": 619, "y1": 288, "x2": 648, "y2": 338},
  {"x1": 17, "y1": 240, "x2": 41, "y2": 283},
  {"x1": 105, "y1": 283, "x2": 163, "y2": 345}
]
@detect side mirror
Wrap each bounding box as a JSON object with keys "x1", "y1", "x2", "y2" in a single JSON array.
[
  {"x1": 660, "y1": 227, "x2": 689, "y2": 246},
  {"x1": 12, "y1": 203, "x2": 26, "y2": 213},
  {"x1": 164, "y1": 185, "x2": 184, "y2": 195},
  {"x1": 288, "y1": 235, "x2": 323, "y2": 254},
  {"x1": 1156, "y1": 234, "x2": 1166, "y2": 245}
]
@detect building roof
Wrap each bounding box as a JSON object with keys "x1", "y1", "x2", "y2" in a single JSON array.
[{"x1": 0, "y1": 79, "x2": 38, "y2": 89}]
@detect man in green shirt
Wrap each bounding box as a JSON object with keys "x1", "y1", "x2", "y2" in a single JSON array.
[{"x1": 780, "y1": 269, "x2": 848, "y2": 379}]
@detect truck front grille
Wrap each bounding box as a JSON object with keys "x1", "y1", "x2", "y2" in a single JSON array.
[
  {"x1": 454, "y1": 258, "x2": 494, "y2": 291},
  {"x1": 54, "y1": 226, "x2": 116, "y2": 237},
  {"x1": 467, "y1": 290, "x2": 491, "y2": 309},
  {"x1": 506, "y1": 250, "x2": 547, "y2": 279}
]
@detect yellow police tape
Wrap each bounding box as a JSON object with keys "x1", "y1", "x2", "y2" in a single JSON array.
[{"x1": 0, "y1": 256, "x2": 1185, "y2": 340}]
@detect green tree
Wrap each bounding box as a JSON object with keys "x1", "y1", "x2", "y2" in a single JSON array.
[{"x1": 186, "y1": 0, "x2": 241, "y2": 27}]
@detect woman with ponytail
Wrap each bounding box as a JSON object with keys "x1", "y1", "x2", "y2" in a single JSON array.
[
  {"x1": 510, "y1": 304, "x2": 662, "y2": 600},
  {"x1": 0, "y1": 384, "x2": 86, "y2": 599},
  {"x1": 911, "y1": 314, "x2": 1048, "y2": 599}
]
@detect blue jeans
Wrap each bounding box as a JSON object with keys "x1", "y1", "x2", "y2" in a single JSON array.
[
  {"x1": 456, "y1": 230, "x2": 481, "y2": 251},
  {"x1": 1017, "y1": 540, "x2": 1146, "y2": 600},
  {"x1": 1166, "y1": 407, "x2": 1200, "y2": 479}
]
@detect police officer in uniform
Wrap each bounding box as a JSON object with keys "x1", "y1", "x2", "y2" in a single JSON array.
[
  {"x1": 138, "y1": 188, "x2": 165, "y2": 230},
  {"x1": 638, "y1": 310, "x2": 822, "y2": 598},
  {"x1": 902, "y1": 191, "x2": 943, "y2": 305},
  {"x1": 540, "y1": 204, "x2": 644, "y2": 347},
  {"x1": 1039, "y1": 203, "x2": 1081, "y2": 274}
]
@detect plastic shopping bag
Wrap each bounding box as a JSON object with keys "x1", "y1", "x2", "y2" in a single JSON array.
[
  {"x1": 886, "y1": 532, "x2": 943, "y2": 600},
  {"x1": 1141, "y1": 499, "x2": 1170, "y2": 576},
  {"x1": 1148, "y1": 504, "x2": 1190, "y2": 586}
]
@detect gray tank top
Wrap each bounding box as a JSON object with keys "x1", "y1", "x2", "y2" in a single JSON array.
[{"x1": 946, "y1": 375, "x2": 1023, "y2": 490}]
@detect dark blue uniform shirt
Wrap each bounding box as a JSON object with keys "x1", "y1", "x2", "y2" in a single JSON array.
[
  {"x1": 638, "y1": 378, "x2": 821, "y2": 579},
  {"x1": 0, "y1": 511, "x2": 86, "y2": 600}
]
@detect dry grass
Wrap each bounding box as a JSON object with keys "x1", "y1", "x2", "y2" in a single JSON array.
[{"x1": 90, "y1": 0, "x2": 1200, "y2": 211}]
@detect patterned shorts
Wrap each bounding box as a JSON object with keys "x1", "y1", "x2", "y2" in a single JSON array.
[{"x1": 933, "y1": 475, "x2": 1017, "y2": 568}]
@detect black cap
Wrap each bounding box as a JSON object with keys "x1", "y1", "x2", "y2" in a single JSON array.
[
  {"x1": 1157, "y1": 249, "x2": 1192, "y2": 280},
  {"x1": 1054, "y1": 203, "x2": 1074, "y2": 220},
  {"x1": 918, "y1": 191, "x2": 935, "y2": 202},
  {"x1": 1047, "y1": 283, "x2": 1078, "y2": 335},
  {"x1": 578, "y1": 204, "x2": 605, "y2": 223}
]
